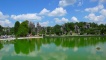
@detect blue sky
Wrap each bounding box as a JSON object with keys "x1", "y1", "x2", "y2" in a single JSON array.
[{"x1": 0, "y1": 0, "x2": 106, "y2": 27}]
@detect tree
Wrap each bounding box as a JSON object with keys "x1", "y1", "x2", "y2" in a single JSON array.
[
  {"x1": 17, "y1": 20, "x2": 29, "y2": 37},
  {"x1": 28, "y1": 21, "x2": 35, "y2": 34},
  {"x1": 10, "y1": 27, "x2": 14, "y2": 35},
  {"x1": 46, "y1": 26, "x2": 51, "y2": 35},
  {"x1": 14, "y1": 21, "x2": 20, "y2": 36},
  {"x1": 64, "y1": 23, "x2": 70, "y2": 33},
  {"x1": 54, "y1": 25, "x2": 61, "y2": 35},
  {"x1": 0, "y1": 25, "x2": 3, "y2": 35}
]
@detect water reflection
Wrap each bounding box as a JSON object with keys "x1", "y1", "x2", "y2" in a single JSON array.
[
  {"x1": 0, "y1": 36, "x2": 106, "y2": 60},
  {"x1": 14, "y1": 39, "x2": 35, "y2": 54},
  {"x1": 0, "y1": 42, "x2": 3, "y2": 50},
  {"x1": 14, "y1": 37, "x2": 106, "y2": 54},
  {"x1": 0, "y1": 36, "x2": 106, "y2": 55}
]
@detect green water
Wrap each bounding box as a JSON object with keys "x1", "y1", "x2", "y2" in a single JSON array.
[{"x1": 0, "y1": 36, "x2": 106, "y2": 60}]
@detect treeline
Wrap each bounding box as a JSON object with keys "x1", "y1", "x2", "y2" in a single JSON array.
[
  {"x1": 45, "y1": 22, "x2": 106, "y2": 35},
  {"x1": 0, "y1": 25, "x2": 14, "y2": 35},
  {"x1": 0, "y1": 20, "x2": 106, "y2": 36}
]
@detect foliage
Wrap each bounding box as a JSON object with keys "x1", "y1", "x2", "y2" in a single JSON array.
[
  {"x1": 17, "y1": 20, "x2": 29, "y2": 37},
  {"x1": 14, "y1": 21, "x2": 20, "y2": 35},
  {"x1": 0, "y1": 25, "x2": 3, "y2": 35},
  {"x1": 54, "y1": 25, "x2": 61, "y2": 35},
  {"x1": 1, "y1": 21, "x2": 106, "y2": 36}
]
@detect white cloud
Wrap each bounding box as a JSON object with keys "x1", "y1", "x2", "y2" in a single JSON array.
[
  {"x1": 85, "y1": 13, "x2": 105, "y2": 22},
  {"x1": 71, "y1": 16, "x2": 79, "y2": 22},
  {"x1": 99, "y1": 0, "x2": 106, "y2": 4},
  {"x1": 54, "y1": 17, "x2": 69, "y2": 24},
  {"x1": 90, "y1": 0, "x2": 106, "y2": 3},
  {"x1": 85, "y1": 4, "x2": 106, "y2": 24},
  {"x1": 0, "y1": 19, "x2": 13, "y2": 27},
  {"x1": 0, "y1": 11, "x2": 9, "y2": 20},
  {"x1": 85, "y1": 4, "x2": 104, "y2": 13},
  {"x1": 40, "y1": 21, "x2": 49, "y2": 27},
  {"x1": 39, "y1": 8, "x2": 50, "y2": 15},
  {"x1": 100, "y1": 9, "x2": 106, "y2": 16},
  {"x1": 59, "y1": 0, "x2": 76, "y2": 7},
  {"x1": 48, "y1": 7, "x2": 67, "y2": 16},
  {"x1": 11, "y1": 13, "x2": 42, "y2": 21},
  {"x1": 0, "y1": 11, "x2": 13, "y2": 27}
]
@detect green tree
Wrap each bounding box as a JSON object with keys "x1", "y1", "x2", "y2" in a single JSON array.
[
  {"x1": 54, "y1": 24, "x2": 61, "y2": 35},
  {"x1": 10, "y1": 27, "x2": 14, "y2": 35},
  {"x1": 14, "y1": 21, "x2": 20, "y2": 36},
  {"x1": 17, "y1": 20, "x2": 29, "y2": 37},
  {"x1": 0, "y1": 25, "x2": 3, "y2": 35},
  {"x1": 46, "y1": 26, "x2": 51, "y2": 35}
]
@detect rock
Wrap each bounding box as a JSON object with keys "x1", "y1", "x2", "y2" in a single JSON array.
[{"x1": 96, "y1": 47, "x2": 100, "y2": 50}]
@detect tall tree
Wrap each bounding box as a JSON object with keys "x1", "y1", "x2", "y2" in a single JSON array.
[
  {"x1": 17, "y1": 20, "x2": 29, "y2": 37},
  {"x1": 14, "y1": 21, "x2": 20, "y2": 35},
  {"x1": 0, "y1": 25, "x2": 3, "y2": 35},
  {"x1": 54, "y1": 25, "x2": 61, "y2": 35}
]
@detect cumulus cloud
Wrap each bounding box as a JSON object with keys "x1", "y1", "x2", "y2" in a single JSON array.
[
  {"x1": 54, "y1": 17, "x2": 69, "y2": 24},
  {"x1": 100, "y1": 9, "x2": 106, "y2": 16},
  {"x1": 0, "y1": 19, "x2": 13, "y2": 27},
  {"x1": 48, "y1": 7, "x2": 67, "y2": 16},
  {"x1": 85, "y1": 4, "x2": 104, "y2": 13},
  {"x1": 0, "y1": 11, "x2": 9, "y2": 20},
  {"x1": 0, "y1": 11, "x2": 13, "y2": 27},
  {"x1": 85, "y1": 4, "x2": 106, "y2": 24},
  {"x1": 99, "y1": 0, "x2": 106, "y2": 4},
  {"x1": 85, "y1": 13, "x2": 105, "y2": 22},
  {"x1": 39, "y1": 7, "x2": 67, "y2": 17},
  {"x1": 39, "y1": 8, "x2": 50, "y2": 15},
  {"x1": 90, "y1": 0, "x2": 106, "y2": 4},
  {"x1": 59, "y1": 0, "x2": 76, "y2": 7},
  {"x1": 39, "y1": 21, "x2": 49, "y2": 27},
  {"x1": 71, "y1": 16, "x2": 79, "y2": 22},
  {"x1": 11, "y1": 13, "x2": 42, "y2": 21}
]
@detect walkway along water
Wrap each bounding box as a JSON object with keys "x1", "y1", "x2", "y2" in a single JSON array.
[{"x1": 0, "y1": 36, "x2": 43, "y2": 41}]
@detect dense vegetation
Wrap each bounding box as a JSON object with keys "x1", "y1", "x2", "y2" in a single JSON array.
[
  {"x1": 46, "y1": 22, "x2": 106, "y2": 35},
  {"x1": 0, "y1": 20, "x2": 106, "y2": 36},
  {"x1": 14, "y1": 21, "x2": 20, "y2": 36}
]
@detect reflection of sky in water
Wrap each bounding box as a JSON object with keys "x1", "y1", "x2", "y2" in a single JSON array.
[
  {"x1": 0, "y1": 38, "x2": 106, "y2": 60},
  {"x1": 86, "y1": 43, "x2": 106, "y2": 60}
]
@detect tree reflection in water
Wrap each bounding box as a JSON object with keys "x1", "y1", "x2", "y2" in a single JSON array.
[
  {"x1": 0, "y1": 36, "x2": 106, "y2": 55},
  {"x1": 0, "y1": 42, "x2": 3, "y2": 50},
  {"x1": 14, "y1": 39, "x2": 36, "y2": 54}
]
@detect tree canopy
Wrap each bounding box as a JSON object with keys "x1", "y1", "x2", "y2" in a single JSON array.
[
  {"x1": 17, "y1": 20, "x2": 29, "y2": 37},
  {"x1": 14, "y1": 21, "x2": 20, "y2": 35}
]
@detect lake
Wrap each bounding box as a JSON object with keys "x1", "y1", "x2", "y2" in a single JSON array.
[{"x1": 0, "y1": 36, "x2": 106, "y2": 60}]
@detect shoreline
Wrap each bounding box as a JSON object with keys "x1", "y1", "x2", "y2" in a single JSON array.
[
  {"x1": 0, "y1": 36, "x2": 43, "y2": 41},
  {"x1": 45, "y1": 35, "x2": 106, "y2": 37},
  {"x1": 0, "y1": 35, "x2": 105, "y2": 41}
]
